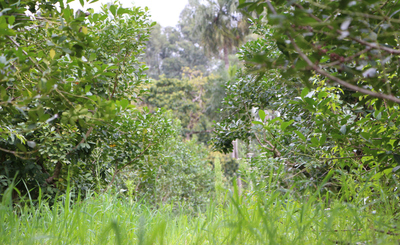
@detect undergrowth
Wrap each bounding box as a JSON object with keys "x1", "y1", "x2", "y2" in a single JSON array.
[{"x1": 1, "y1": 175, "x2": 399, "y2": 245}]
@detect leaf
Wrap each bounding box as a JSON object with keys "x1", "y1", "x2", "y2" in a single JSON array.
[
  {"x1": 102, "y1": 72, "x2": 116, "y2": 77},
  {"x1": 259, "y1": 110, "x2": 266, "y2": 122},
  {"x1": 252, "y1": 121, "x2": 263, "y2": 125},
  {"x1": 81, "y1": 26, "x2": 88, "y2": 35},
  {"x1": 16, "y1": 143, "x2": 27, "y2": 152},
  {"x1": 120, "y1": 99, "x2": 129, "y2": 109},
  {"x1": 109, "y1": 5, "x2": 117, "y2": 16},
  {"x1": 238, "y1": 2, "x2": 255, "y2": 9},
  {"x1": 320, "y1": 134, "x2": 327, "y2": 145},
  {"x1": 295, "y1": 130, "x2": 306, "y2": 141},
  {"x1": 79, "y1": 0, "x2": 84, "y2": 7},
  {"x1": 318, "y1": 169, "x2": 334, "y2": 190},
  {"x1": 50, "y1": 49, "x2": 56, "y2": 59},
  {"x1": 89, "y1": 53, "x2": 96, "y2": 62},
  {"x1": 301, "y1": 87, "x2": 309, "y2": 99},
  {"x1": 8, "y1": 15, "x2": 15, "y2": 25},
  {"x1": 85, "y1": 85, "x2": 91, "y2": 93},
  {"x1": 340, "y1": 125, "x2": 347, "y2": 135},
  {"x1": 281, "y1": 120, "x2": 294, "y2": 131},
  {"x1": 311, "y1": 137, "x2": 319, "y2": 146}
]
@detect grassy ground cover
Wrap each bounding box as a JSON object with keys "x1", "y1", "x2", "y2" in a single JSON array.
[{"x1": 1, "y1": 180, "x2": 399, "y2": 245}]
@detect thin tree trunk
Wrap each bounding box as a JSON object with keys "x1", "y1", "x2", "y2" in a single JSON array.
[
  {"x1": 46, "y1": 161, "x2": 62, "y2": 185},
  {"x1": 223, "y1": 45, "x2": 229, "y2": 70}
]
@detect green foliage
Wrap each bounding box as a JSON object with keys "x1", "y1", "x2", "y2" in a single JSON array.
[
  {"x1": 2, "y1": 178, "x2": 400, "y2": 244},
  {"x1": 112, "y1": 117, "x2": 215, "y2": 207},
  {"x1": 213, "y1": 0, "x2": 400, "y2": 193},
  {"x1": 239, "y1": 0, "x2": 400, "y2": 103},
  {"x1": 143, "y1": 71, "x2": 220, "y2": 142},
  {"x1": 0, "y1": 0, "x2": 159, "y2": 196}
]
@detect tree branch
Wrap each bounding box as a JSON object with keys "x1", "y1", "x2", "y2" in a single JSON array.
[
  {"x1": 288, "y1": 36, "x2": 400, "y2": 103},
  {"x1": 0, "y1": 146, "x2": 38, "y2": 159},
  {"x1": 292, "y1": 3, "x2": 400, "y2": 55},
  {"x1": 321, "y1": 47, "x2": 372, "y2": 68},
  {"x1": 109, "y1": 72, "x2": 119, "y2": 100},
  {"x1": 254, "y1": 132, "x2": 281, "y2": 157},
  {"x1": 68, "y1": 127, "x2": 94, "y2": 154},
  {"x1": 6, "y1": 36, "x2": 44, "y2": 73},
  {"x1": 320, "y1": 155, "x2": 371, "y2": 160},
  {"x1": 45, "y1": 161, "x2": 62, "y2": 185},
  {"x1": 287, "y1": 3, "x2": 400, "y2": 103}
]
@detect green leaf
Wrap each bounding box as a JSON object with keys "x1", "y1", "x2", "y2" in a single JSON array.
[
  {"x1": 295, "y1": 130, "x2": 306, "y2": 141},
  {"x1": 301, "y1": 87, "x2": 309, "y2": 99},
  {"x1": 120, "y1": 99, "x2": 129, "y2": 109},
  {"x1": 311, "y1": 137, "x2": 319, "y2": 146},
  {"x1": 16, "y1": 143, "x2": 27, "y2": 152},
  {"x1": 259, "y1": 110, "x2": 266, "y2": 122},
  {"x1": 281, "y1": 120, "x2": 294, "y2": 131},
  {"x1": 320, "y1": 134, "x2": 327, "y2": 145},
  {"x1": 89, "y1": 53, "x2": 96, "y2": 62},
  {"x1": 102, "y1": 72, "x2": 116, "y2": 77},
  {"x1": 238, "y1": 2, "x2": 255, "y2": 9},
  {"x1": 318, "y1": 169, "x2": 334, "y2": 191},
  {"x1": 318, "y1": 91, "x2": 328, "y2": 99},
  {"x1": 8, "y1": 16, "x2": 15, "y2": 25},
  {"x1": 110, "y1": 5, "x2": 117, "y2": 16},
  {"x1": 252, "y1": 121, "x2": 264, "y2": 125}
]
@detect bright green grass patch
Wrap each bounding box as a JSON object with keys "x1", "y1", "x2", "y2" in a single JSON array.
[{"x1": 1, "y1": 185, "x2": 399, "y2": 245}]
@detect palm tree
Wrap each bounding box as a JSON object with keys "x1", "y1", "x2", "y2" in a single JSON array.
[{"x1": 189, "y1": 0, "x2": 249, "y2": 70}]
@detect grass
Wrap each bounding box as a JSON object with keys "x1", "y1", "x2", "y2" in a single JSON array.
[{"x1": 1, "y1": 178, "x2": 400, "y2": 245}]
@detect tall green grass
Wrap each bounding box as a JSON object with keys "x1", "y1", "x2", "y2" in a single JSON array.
[{"x1": 1, "y1": 178, "x2": 399, "y2": 245}]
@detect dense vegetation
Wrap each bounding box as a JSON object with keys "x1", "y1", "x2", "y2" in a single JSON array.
[{"x1": 1, "y1": 0, "x2": 400, "y2": 244}]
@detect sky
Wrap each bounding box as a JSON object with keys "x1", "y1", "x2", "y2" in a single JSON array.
[{"x1": 68, "y1": 0, "x2": 189, "y2": 27}]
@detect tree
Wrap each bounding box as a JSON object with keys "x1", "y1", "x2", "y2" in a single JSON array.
[
  {"x1": 0, "y1": 0, "x2": 167, "y2": 196},
  {"x1": 239, "y1": 0, "x2": 400, "y2": 104},
  {"x1": 143, "y1": 23, "x2": 168, "y2": 79},
  {"x1": 144, "y1": 23, "x2": 210, "y2": 79},
  {"x1": 213, "y1": 0, "x2": 400, "y2": 191},
  {"x1": 189, "y1": 0, "x2": 249, "y2": 69},
  {"x1": 143, "y1": 69, "x2": 215, "y2": 142}
]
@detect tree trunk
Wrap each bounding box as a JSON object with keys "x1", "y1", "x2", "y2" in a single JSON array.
[
  {"x1": 223, "y1": 45, "x2": 229, "y2": 70},
  {"x1": 46, "y1": 161, "x2": 62, "y2": 185}
]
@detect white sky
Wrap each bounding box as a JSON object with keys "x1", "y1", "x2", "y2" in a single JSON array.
[{"x1": 69, "y1": 0, "x2": 189, "y2": 27}]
